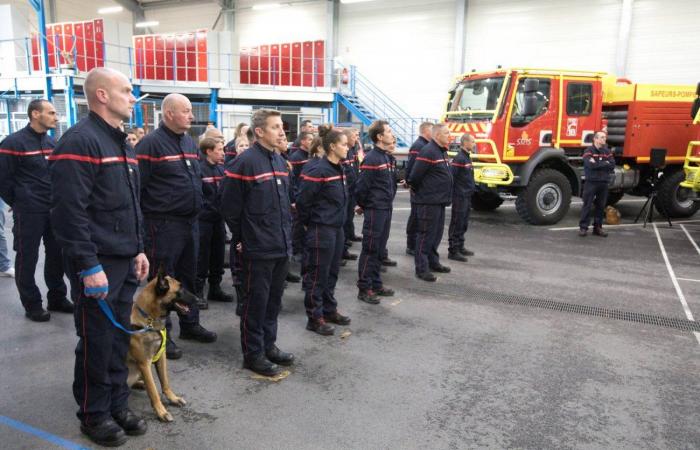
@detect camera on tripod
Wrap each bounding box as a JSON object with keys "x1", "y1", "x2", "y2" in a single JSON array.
[{"x1": 635, "y1": 148, "x2": 672, "y2": 227}]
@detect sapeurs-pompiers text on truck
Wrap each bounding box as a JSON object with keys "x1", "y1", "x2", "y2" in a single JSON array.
[{"x1": 441, "y1": 67, "x2": 700, "y2": 225}]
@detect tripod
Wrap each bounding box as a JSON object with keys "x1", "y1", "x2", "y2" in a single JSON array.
[{"x1": 634, "y1": 170, "x2": 672, "y2": 228}]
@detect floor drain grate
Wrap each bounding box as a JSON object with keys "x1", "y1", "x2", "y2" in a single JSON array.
[{"x1": 412, "y1": 285, "x2": 700, "y2": 333}]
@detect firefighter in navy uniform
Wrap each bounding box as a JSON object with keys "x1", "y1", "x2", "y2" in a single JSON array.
[
  {"x1": 447, "y1": 133, "x2": 477, "y2": 261},
  {"x1": 0, "y1": 99, "x2": 72, "y2": 321},
  {"x1": 50, "y1": 68, "x2": 149, "y2": 447},
  {"x1": 408, "y1": 123, "x2": 453, "y2": 282},
  {"x1": 288, "y1": 131, "x2": 314, "y2": 262},
  {"x1": 404, "y1": 122, "x2": 433, "y2": 256},
  {"x1": 341, "y1": 128, "x2": 361, "y2": 260},
  {"x1": 136, "y1": 93, "x2": 216, "y2": 360},
  {"x1": 579, "y1": 131, "x2": 614, "y2": 237},
  {"x1": 354, "y1": 120, "x2": 397, "y2": 304},
  {"x1": 297, "y1": 128, "x2": 352, "y2": 336},
  {"x1": 221, "y1": 109, "x2": 295, "y2": 377},
  {"x1": 195, "y1": 138, "x2": 233, "y2": 305}
]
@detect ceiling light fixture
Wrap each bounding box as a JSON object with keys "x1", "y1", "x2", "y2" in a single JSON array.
[
  {"x1": 135, "y1": 21, "x2": 159, "y2": 28},
  {"x1": 97, "y1": 6, "x2": 124, "y2": 14}
]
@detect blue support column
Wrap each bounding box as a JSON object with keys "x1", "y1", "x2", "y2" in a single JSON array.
[
  {"x1": 5, "y1": 100, "x2": 12, "y2": 134},
  {"x1": 28, "y1": 0, "x2": 52, "y2": 102},
  {"x1": 332, "y1": 93, "x2": 340, "y2": 124},
  {"x1": 65, "y1": 75, "x2": 76, "y2": 126},
  {"x1": 132, "y1": 85, "x2": 143, "y2": 127},
  {"x1": 209, "y1": 88, "x2": 219, "y2": 127}
]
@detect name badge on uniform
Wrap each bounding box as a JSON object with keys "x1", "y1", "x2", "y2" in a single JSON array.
[
  {"x1": 129, "y1": 167, "x2": 134, "y2": 174},
  {"x1": 277, "y1": 179, "x2": 282, "y2": 185},
  {"x1": 185, "y1": 160, "x2": 192, "y2": 167}
]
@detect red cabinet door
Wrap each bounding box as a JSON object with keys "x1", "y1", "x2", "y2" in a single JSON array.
[
  {"x1": 155, "y1": 36, "x2": 165, "y2": 80},
  {"x1": 249, "y1": 46, "x2": 259, "y2": 84},
  {"x1": 314, "y1": 40, "x2": 324, "y2": 87},
  {"x1": 302, "y1": 41, "x2": 313, "y2": 87},
  {"x1": 240, "y1": 47, "x2": 249, "y2": 84},
  {"x1": 74, "y1": 23, "x2": 86, "y2": 71},
  {"x1": 165, "y1": 35, "x2": 175, "y2": 80},
  {"x1": 270, "y1": 44, "x2": 280, "y2": 85},
  {"x1": 84, "y1": 21, "x2": 94, "y2": 70},
  {"x1": 280, "y1": 43, "x2": 290, "y2": 86},
  {"x1": 196, "y1": 30, "x2": 208, "y2": 82},
  {"x1": 144, "y1": 35, "x2": 155, "y2": 79},
  {"x1": 53, "y1": 25, "x2": 63, "y2": 65},
  {"x1": 176, "y1": 35, "x2": 187, "y2": 81},
  {"x1": 185, "y1": 33, "x2": 196, "y2": 81},
  {"x1": 63, "y1": 23, "x2": 73, "y2": 66},
  {"x1": 291, "y1": 42, "x2": 301, "y2": 86},
  {"x1": 93, "y1": 19, "x2": 104, "y2": 67},
  {"x1": 31, "y1": 33, "x2": 40, "y2": 71},
  {"x1": 259, "y1": 45, "x2": 270, "y2": 85},
  {"x1": 133, "y1": 36, "x2": 145, "y2": 79}
]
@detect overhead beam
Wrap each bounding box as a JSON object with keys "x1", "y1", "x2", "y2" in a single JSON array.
[
  {"x1": 453, "y1": 0, "x2": 468, "y2": 76},
  {"x1": 112, "y1": 0, "x2": 151, "y2": 34},
  {"x1": 614, "y1": 0, "x2": 634, "y2": 76}
]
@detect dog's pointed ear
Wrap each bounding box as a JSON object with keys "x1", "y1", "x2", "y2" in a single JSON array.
[{"x1": 156, "y1": 266, "x2": 169, "y2": 297}]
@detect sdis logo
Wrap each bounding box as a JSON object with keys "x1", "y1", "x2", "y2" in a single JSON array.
[{"x1": 516, "y1": 131, "x2": 532, "y2": 146}]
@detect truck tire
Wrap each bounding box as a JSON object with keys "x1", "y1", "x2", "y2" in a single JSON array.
[
  {"x1": 471, "y1": 188, "x2": 504, "y2": 211},
  {"x1": 606, "y1": 191, "x2": 624, "y2": 206},
  {"x1": 515, "y1": 168, "x2": 572, "y2": 225},
  {"x1": 655, "y1": 170, "x2": 700, "y2": 217}
]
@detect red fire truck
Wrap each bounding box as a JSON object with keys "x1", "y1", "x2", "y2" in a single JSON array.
[{"x1": 441, "y1": 68, "x2": 700, "y2": 224}]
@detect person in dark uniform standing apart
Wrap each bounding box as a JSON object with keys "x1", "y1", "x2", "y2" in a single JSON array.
[
  {"x1": 354, "y1": 120, "x2": 397, "y2": 304},
  {"x1": 341, "y1": 128, "x2": 361, "y2": 260},
  {"x1": 297, "y1": 127, "x2": 352, "y2": 336},
  {"x1": 404, "y1": 122, "x2": 433, "y2": 256},
  {"x1": 447, "y1": 133, "x2": 477, "y2": 262},
  {"x1": 221, "y1": 109, "x2": 295, "y2": 377},
  {"x1": 408, "y1": 123, "x2": 453, "y2": 282},
  {"x1": 136, "y1": 93, "x2": 216, "y2": 360},
  {"x1": 0, "y1": 99, "x2": 72, "y2": 321},
  {"x1": 579, "y1": 131, "x2": 613, "y2": 237},
  {"x1": 50, "y1": 67, "x2": 149, "y2": 447},
  {"x1": 195, "y1": 138, "x2": 233, "y2": 307},
  {"x1": 289, "y1": 131, "x2": 314, "y2": 262}
]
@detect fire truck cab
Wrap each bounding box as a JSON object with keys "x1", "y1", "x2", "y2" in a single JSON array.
[{"x1": 442, "y1": 68, "x2": 700, "y2": 225}]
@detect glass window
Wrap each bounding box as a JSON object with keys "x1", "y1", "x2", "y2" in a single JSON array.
[
  {"x1": 450, "y1": 77, "x2": 505, "y2": 112},
  {"x1": 510, "y1": 78, "x2": 551, "y2": 127},
  {"x1": 566, "y1": 83, "x2": 593, "y2": 116}
]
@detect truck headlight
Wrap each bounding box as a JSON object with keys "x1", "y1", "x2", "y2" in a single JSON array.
[{"x1": 481, "y1": 168, "x2": 508, "y2": 179}]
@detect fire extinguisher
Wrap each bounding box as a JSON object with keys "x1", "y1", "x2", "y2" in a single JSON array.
[{"x1": 341, "y1": 68, "x2": 349, "y2": 85}]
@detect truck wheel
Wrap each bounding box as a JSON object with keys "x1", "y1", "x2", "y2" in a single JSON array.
[
  {"x1": 655, "y1": 170, "x2": 700, "y2": 217},
  {"x1": 607, "y1": 191, "x2": 624, "y2": 206},
  {"x1": 471, "y1": 188, "x2": 504, "y2": 211},
  {"x1": 516, "y1": 168, "x2": 572, "y2": 225}
]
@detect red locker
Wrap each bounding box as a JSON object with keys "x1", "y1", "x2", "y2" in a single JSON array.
[
  {"x1": 314, "y1": 40, "x2": 325, "y2": 87},
  {"x1": 155, "y1": 36, "x2": 165, "y2": 80},
  {"x1": 165, "y1": 36, "x2": 175, "y2": 81},
  {"x1": 259, "y1": 45, "x2": 270, "y2": 85},
  {"x1": 53, "y1": 25, "x2": 64, "y2": 65},
  {"x1": 84, "y1": 21, "x2": 95, "y2": 70},
  {"x1": 196, "y1": 30, "x2": 208, "y2": 82},
  {"x1": 175, "y1": 35, "x2": 187, "y2": 81},
  {"x1": 249, "y1": 46, "x2": 259, "y2": 84},
  {"x1": 302, "y1": 41, "x2": 313, "y2": 87},
  {"x1": 270, "y1": 44, "x2": 280, "y2": 85},
  {"x1": 239, "y1": 47, "x2": 249, "y2": 84},
  {"x1": 185, "y1": 33, "x2": 196, "y2": 82},
  {"x1": 144, "y1": 35, "x2": 155, "y2": 79},
  {"x1": 94, "y1": 19, "x2": 104, "y2": 67},
  {"x1": 31, "y1": 33, "x2": 41, "y2": 71},
  {"x1": 74, "y1": 23, "x2": 86, "y2": 71},
  {"x1": 46, "y1": 26, "x2": 56, "y2": 68},
  {"x1": 291, "y1": 42, "x2": 301, "y2": 86},
  {"x1": 280, "y1": 43, "x2": 290, "y2": 86},
  {"x1": 134, "y1": 36, "x2": 145, "y2": 79},
  {"x1": 63, "y1": 23, "x2": 74, "y2": 66}
]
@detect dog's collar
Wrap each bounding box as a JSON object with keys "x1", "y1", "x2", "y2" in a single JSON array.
[{"x1": 135, "y1": 304, "x2": 165, "y2": 331}]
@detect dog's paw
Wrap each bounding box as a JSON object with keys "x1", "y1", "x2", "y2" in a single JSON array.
[
  {"x1": 168, "y1": 396, "x2": 187, "y2": 407},
  {"x1": 156, "y1": 409, "x2": 174, "y2": 422}
]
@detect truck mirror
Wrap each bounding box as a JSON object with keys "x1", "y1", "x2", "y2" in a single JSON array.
[
  {"x1": 522, "y1": 94, "x2": 538, "y2": 116},
  {"x1": 524, "y1": 78, "x2": 539, "y2": 93},
  {"x1": 692, "y1": 98, "x2": 700, "y2": 120},
  {"x1": 696, "y1": 82, "x2": 700, "y2": 96}
]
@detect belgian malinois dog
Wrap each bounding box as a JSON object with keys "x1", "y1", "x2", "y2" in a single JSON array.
[{"x1": 126, "y1": 268, "x2": 196, "y2": 422}]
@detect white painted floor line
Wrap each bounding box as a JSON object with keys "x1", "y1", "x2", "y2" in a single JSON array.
[
  {"x1": 549, "y1": 219, "x2": 700, "y2": 231},
  {"x1": 652, "y1": 223, "x2": 700, "y2": 345},
  {"x1": 680, "y1": 224, "x2": 700, "y2": 258},
  {"x1": 677, "y1": 277, "x2": 700, "y2": 283}
]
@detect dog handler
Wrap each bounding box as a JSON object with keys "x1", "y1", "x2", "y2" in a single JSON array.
[{"x1": 50, "y1": 67, "x2": 149, "y2": 447}]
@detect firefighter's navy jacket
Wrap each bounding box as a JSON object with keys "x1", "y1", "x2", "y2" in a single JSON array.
[
  {"x1": 451, "y1": 148, "x2": 476, "y2": 198},
  {"x1": 224, "y1": 138, "x2": 237, "y2": 165},
  {"x1": 49, "y1": 111, "x2": 143, "y2": 272},
  {"x1": 296, "y1": 157, "x2": 347, "y2": 228},
  {"x1": 0, "y1": 124, "x2": 55, "y2": 213},
  {"x1": 405, "y1": 135, "x2": 429, "y2": 180},
  {"x1": 582, "y1": 144, "x2": 614, "y2": 183},
  {"x1": 199, "y1": 159, "x2": 224, "y2": 222},
  {"x1": 341, "y1": 143, "x2": 360, "y2": 191},
  {"x1": 408, "y1": 140, "x2": 453, "y2": 205},
  {"x1": 136, "y1": 123, "x2": 202, "y2": 219},
  {"x1": 220, "y1": 141, "x2": 292, "y2": 259},
  {"x1": 354, "y1": 146, "x2": 397, "y2": 210}
]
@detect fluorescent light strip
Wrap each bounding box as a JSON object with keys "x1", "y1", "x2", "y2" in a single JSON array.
[
  {"x1": 135, "y1": 21, "x2": 159, "y2": 28},
  {"x1": 98, "y1": 6, "x2": 124, "y2": 14},
  {"x1": 252, "y1": 3, "x2": 283, "y2": 10}
]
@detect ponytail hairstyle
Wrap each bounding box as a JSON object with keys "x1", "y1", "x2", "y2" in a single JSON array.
[{"x1": 309, "y1": 123, "x2": 333, "y2": 158}]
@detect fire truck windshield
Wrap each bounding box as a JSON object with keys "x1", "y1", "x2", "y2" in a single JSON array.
[{"x1": 449, "y1": 77, "x2": 505, "y2": 114}]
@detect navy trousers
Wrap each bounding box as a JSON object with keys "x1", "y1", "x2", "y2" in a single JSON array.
[
  {"x1": 291, "y1": 209, "x2": 305, "y2": 259},
  {"x1": 240, "y1": 256, "x2": 288, "y2": 359},
  {"x1": 357, "y1": 208, "x2": 391, "y2": 290},
  {"x1": 406, "y1": 203, "x2": 417, "y2": 251},
  {"x1": 343, "y1": 193, "x2": 357, "y2": 250},
  {"x1": 68, "y1": 256, "x2": 135, "y2": 426},
  {"x1": 303, "y1": 224, "x2": 344, "y2": 319},
  {"x1": 12, "y1": 211, "x2": 66, "y2": 312},
  {"x1": 144, "y1": 217, "x2": 199, "y2": 328},
  {"x1": 579, "y1": 181, "x2": 609, "y2": 230},
  {"x1": 196, "y1": 219, "x2": 226, "y2": 289},
  {"x1": 448, "y1": 195, "x2": 472, "y2": 254},
  {"x1": 414, "y1": 204, "x2": 446, "y2": 274}
]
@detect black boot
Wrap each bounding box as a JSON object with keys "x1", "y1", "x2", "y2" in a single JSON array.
[
  {"x1": 285, "y1": 272, "x2": 301, "y2": 283},
  {"x1": 306, "y1": 317, "x2": 335, "y2": 336},
  {"x1": 166, "y1": 335, "x2": 183, "y2": 360},
  {"x1": 324, "y1": 311, "x2": 351, "y2": 325},
  {"x1": 244, "y1": 354, "x2": 281, "y2": 376},
  {"x1": 112, "y1": 409, "x2": 147, "y2": 436},
  {"x1": 207, "y1": 284, "x2": 234, "y2": 302},
  {"x1": 25, "y1": 308, "x2": 50, "y2": 322},
  {"x1": 265, "y1": 345, "x2": 295, "y2": 366},
  {"x1": 179, "y1": 324, "x2": 217, "y2": 343},
  {"x1": 47, "y1": 297, "x2": 74, "y2": 313},
  {"x1": 80, "y1": 418, "x2": 127, "y2": 447}
]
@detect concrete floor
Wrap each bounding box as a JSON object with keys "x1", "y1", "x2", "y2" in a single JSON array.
[{"x1": 1, "y1": 191, "x2": 699, "y2": 449}]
